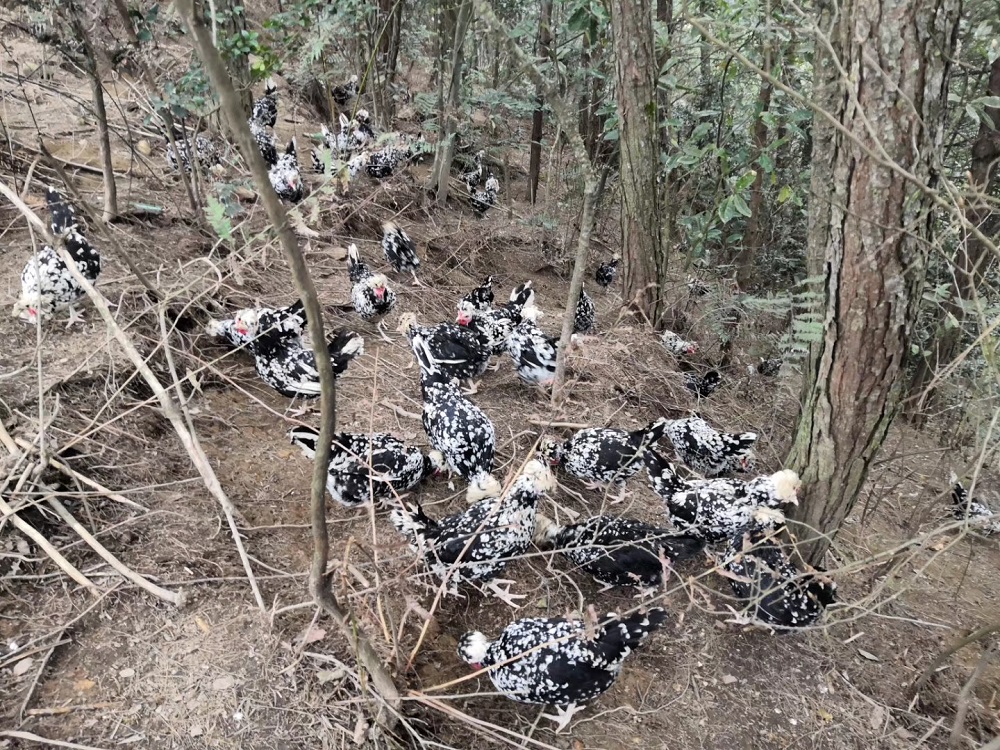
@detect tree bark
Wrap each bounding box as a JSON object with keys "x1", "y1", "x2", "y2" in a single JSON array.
[
  {"x1": 786, "y1": 0, "x2": 961, "y2": 565},
  {"x1": 735, "y1": 35, "x2": 775, "y2": 289},
  {"x1": 430, "y1": 0, "x2": 472, "y2": 204},
  {"x1": 906, "y1": 55, "x2": 1000, "y2": 424},
  {"x1": 68, "y1": 7, "x2": 117, "y2": 223},
  {"x1": 528, "y1": 0, "x2": 552, "y2": 204},
  {"x1": 176, "y1": 0, "x2": 401, "y2": 728},
  {"x1": 612, "y1": 0, "x2": 666, "y2": 324}
]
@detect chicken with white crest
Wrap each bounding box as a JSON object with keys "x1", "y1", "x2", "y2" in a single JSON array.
[
  {"x1": 644, "y1": 449, "x2": 801, "y2": 542},
  {"x1": 457, "y1": 281, "x2": 536, "y2": 356},
  {"x1": 14, "y1": 186, "x2": 101, "y2": 327},
  {"x1": 205, "y1": 299, "x2": 306, "y2": 350},
  {"x1": 661, "y1": 330, "x2": 699, "y2": 356},
  {"x1": 288, "y1": 426, "x2": 444, "y2": 507},
  {"x1": 347, "y1": 244, "x2": 396, "y2": 341},
  {"x1": 457, "y1": 607, "x2": 668, "y2": 730},
  {"x1": 390, "y1": 459, "x2": 554, "y2": 606}
]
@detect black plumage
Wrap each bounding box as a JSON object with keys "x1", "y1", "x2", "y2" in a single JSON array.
[
  {"x1": 506, "y1": 310, "x2": 562, "y2": 386},
  {"x1": 754, "y1": 357, "x2": 782, "y2": 376},
  {"x1": 165, "y1": 129, "x2": 220, "y2": 174},
  {"x1": 249, "y1": 118, "x2": 278, "y2": 167},
  {"x1": 15, "y1": 186, "x2": 101, "y2": 326},
  {"x1": 683, "y1": 370, "x2": 722, "y2": 397},
  {"x1": 458, "y1": 275, "x2": 495, "y2": 312},
  {"x1": 400, "y1": 313, "x2": 492, "y2": 383},
  {"x1": 686, "y1": 276, "x2": 711, "y2": 296},
  {"x1": 539, "y1": 418, "x2": 667, "y2": 488},
  {"x1": 411, "y1": 334, "x2": 496, "y2": 492},
  {"x1": 238, "y1": 309, "x2": 364, "y2": 397},
  {"x1": 720, "y1": 508, "x2": 837, "y2": 629},
  {"x1": 574, "y1": 285, "x2": 596, "y2": 334},
  {"x1": 289, "y1": 426, "x2": 443, "y2": 507},
  {"x1": 390, "y1": 460, "x2": 553, "y2": 599},
  {"x1": 347, "y1": 243, "x2": 396, "y2": 322},
  {"x1": 457, "y1": 608, "x2": 667, "y2": 728},
  {"x1": 458, "y1": 281, "x2": 535, "y2": 355},
  {"x1": 595, "y1": 255, "x2": 620, "y2": 289},
  {"x1": 470, "y1": 174, "x2": 499, "y2": 216},
  {"x1": 644, "y1": 449, "x2": 801, "y2": 542},
  {"x1": 268, "y1": 139, "x2": 303, "y2": 203},
  {"x1": 661, "y1": 416, "x2": 757, "y2": 476},
  {"x1": 381, "y1": 221, "x2": 421, "y2": 282},
  {"x1": 461, "y1": 149, "x2": 486, "y2": 190},
  {"x1": 331, "y1": 74, "x2": 359, "y2": 106},
  {"x1": 251, "y1": 78, "x2": 278, "y2": 128},
  {"x1": 948, "y1": 472, "x2": 1000, "y2": 534},
  {"x1": 534, "y1": 513, "x2": 704, "y2": 589},
  {"x1": 205, "y1": 300, "x2": 306, "y2": 350}
]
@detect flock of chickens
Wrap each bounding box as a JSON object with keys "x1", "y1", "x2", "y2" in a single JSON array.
[{"x1": 9, "y1": 75, "x2": 1000, "y2": 731}]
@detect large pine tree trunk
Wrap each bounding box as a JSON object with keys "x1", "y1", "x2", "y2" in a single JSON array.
[
  {"x1": 787, "y1": 0, "x2": 960, "y2": 565},
  {"x1": 611, "y1": 0, "x2": 666, "y2": 323},
  {"x1": 906, "y1": 55, "x2": 1000, "y2": 424}
]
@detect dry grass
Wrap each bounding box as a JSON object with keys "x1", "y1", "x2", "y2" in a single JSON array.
[{"x1": 1, "y1": 17, "x2": 999, "y2": 750}]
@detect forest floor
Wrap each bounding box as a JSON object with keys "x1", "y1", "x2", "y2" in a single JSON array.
[{"x1": 1, "y1": 18, "x2": 999, "y2": 750}]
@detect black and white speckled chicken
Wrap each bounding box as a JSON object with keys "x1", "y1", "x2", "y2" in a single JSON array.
[
  {"x1": 644, "y1": 449, "x2": 800, "y2": 542},
  {"x1": 458, "y1": 275, "x2": 495, "y2": 313},
  {"x1": 268, "y1": 139, "x2": 303, "y2": 203},
  {"x1": 470, "y1": 174, "x2": 500, "y2": 216},
  {"x1": 288, "y1": 426, "x2": 444, "y2": 507},
  {"x1": 399, "y1": 312, "x2": 492, "y2": 387},
  {"x1": 506, "y1": 306, "x2": 574, "y2": 387},
  {"x1": 534, "y1": 513, "x2": 704, "y2": 591},
  {"x1": 750, "y1": 357, "x2": 783, "y2": 377},
  {"x1": 205, "y1": 300, "x2": 306, "y2": 350},
  {"x1": 457, "y1": 608, "x2": 668, "y2": 730},
  {"x1": 683, "y1": 370, "x2": 722, "y2": 398},
  {"x1": 347, "y1": 244, "x2": 395, "y2": 333},
  {"x1": 457, "y1": 281, "x2": 535, "y2": 356},
  {"x1": 332, "y1": 74, "x2": 359, "y2": 106},
  {"x1": 381, "y1": 221, "x2": 421, "y2": 284},
  {"x1": 353, "y1": 144, "x2": 413, "y2": 180},
  {"x1": 251, "y1": 77, "x2": 278, "y2": 128},
  {"x1": 539, "y1": 419, "x2": 668, "y2": 496},
  {"x1": 720, "y1": 507, "x2": 837, "y2": 629},
  {"x1": 411, "y1": 334, "x2": 497, "y2": 497},
  {"x1": 248, "y1": 117, "x2": 278, "y2": 167},
  {"x1": 948, "y1": 472, "x2": 1000, "y2": 535},
  {"x1": 235, "y1": 308, "x2": 364, "y2": 398},
  {"x1": 14, "y1": 186, "x2": 101, "y2": 326},
  {"x1": 661, "y1": 330, "x2": 699, "y2": 356},
  {"x1": 390, "y1": 459, "x2": 554, "y2": 605},
  {"x1": 574, "y1": 285, "x2": 596, "y2": 334},
  {"x1": 661, "y1": 416, "x2": 757, "y2": 477},
  {"x1": 353, "y1": 109, "x2": 377, "y2": 146},
  {"x1": 595, "y1": 254, "x2": 620, "y2": 289},
  {"x1": 165, "y1": 127, "x2": 220, "y2": 174},
  {"x1": 686, "y1": 276, "x2": 711, "y2": 296},
  {"x1": 462, "y1": 149, "x2": 486, "y2": 190}
]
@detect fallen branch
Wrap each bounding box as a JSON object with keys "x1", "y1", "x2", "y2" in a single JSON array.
[
  {"x1": 0, "y1": 731, "x2": 113, "y2": 750},
  {"x1": 46, "y1": 495, "x2": 184, "y2": 606},
  {"x1": 0, "y1": 495, "x2": 99, "y2": 596}
]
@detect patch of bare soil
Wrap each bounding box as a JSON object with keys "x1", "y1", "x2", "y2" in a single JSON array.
[{"x1": 1, "y1": 17, "x2": 999, "y2": 750}]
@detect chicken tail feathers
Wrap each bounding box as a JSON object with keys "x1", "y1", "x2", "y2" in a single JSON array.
[
  {"x1": 46, "y1": 186, "x2": 76, "y2": 236},
  {"x1": 591, "y1": 608, "x2": 668, "y2": 667}
]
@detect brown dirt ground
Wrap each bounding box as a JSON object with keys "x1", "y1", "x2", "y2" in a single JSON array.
[{"x1": 1, "y1": 15, "x2": 999, "y2": 750}]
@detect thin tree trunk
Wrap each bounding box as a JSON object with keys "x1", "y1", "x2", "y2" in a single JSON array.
[
  {"x1": 786, "y1": 0, "x2": 960, "y2": 566},
  {"x1": 528, "y1": 0, "x2": 552, "y2": 204},
  {"x1": 612, "y1": 0, "x2": 666, "y2": 324},
  {"x1": 474, "y1": 0, "x2": 598, "y2": 399},
  {"x1": 735, "y1": 34, "x2": 775, "y2": 289},
  {"x1": 176, "y1": 0, "x2": 400, "y2": 728},
  {"x1": 907, "y1": 55, "x2": 1000, "y2": 424},
  {"x1": 431, "y1": 0, "x2": 472, "y2": 204},
  {"x1": 68, "y1": 8, "x2": 117, "y2": 222}
]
